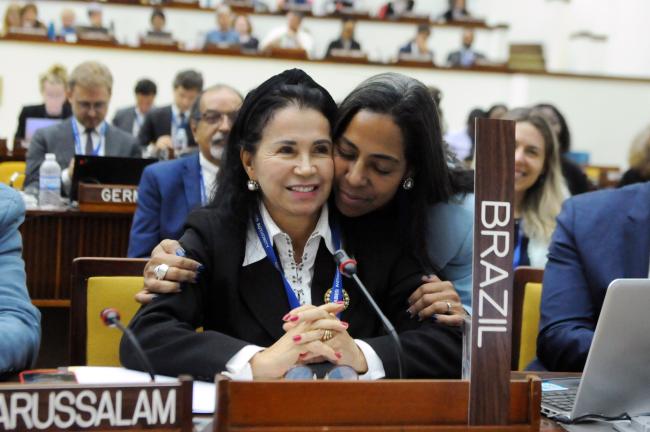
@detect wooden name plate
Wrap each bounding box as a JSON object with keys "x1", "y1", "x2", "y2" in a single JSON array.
[
  {"x1": 212, "y1": 375, "x2": 541, "y2": 431},
  {"x1": 78, "y1": 183, "x2": 138, "y2": 213},
  {"x1": 0, "y1": 377, "x2": 193, "y2": 431}
]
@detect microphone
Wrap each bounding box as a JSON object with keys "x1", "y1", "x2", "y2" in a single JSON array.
[
  {"x1": 100, "y1": 308, "x2": 156, "y2": 382},
  {"x1": 333, "y1": 249, "x2": 404, "y2": 379}
]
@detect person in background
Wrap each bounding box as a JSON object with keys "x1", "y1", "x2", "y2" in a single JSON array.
[
  {"x1": 502, "y1": 108, "x2": 567, "y2": 268},
  {"x1": 204, "y1": 5, "x2": 239, "y2": 47},
  {"x1": 447, "y1": 28, "x2": 485, "y2": 68},
  {"x1": 24, "y1": 61, "x2": 141, "y2": 195},
  {"x1": 532, "y1": 103, "x2": 591, "y2": 195},
  {"x1": 14, "y1": 64, "x2": 73, "y2": 148},
  {"x1": 0, "y1": 184, "x2": 41, "y2": 378},
  {"x1": 2, "y1": 3, "x2": 22, "y2": 36},
  {"x1": 537, "y1": 181, "x2": 650, "y2": 372},
  {"x1": 377, "y1": 0, "x2": 414, "y2": 19},
  {"x1": 87, "y1": 3, "x2": 105, "y2": 29},
  {"x1": 398, "y1": 24, "x2": 433, "y2": 59},
  {"x1": 260, "y1": 11, "x2": 314, "y2": 55},
  {"x1": 138, "y1": 69, "x2": 203, "y2": 158},
  {"x1": 58, "y1": 8, "x2": 77, "y2": 42},
  {"x1": 233, "y1": 14, "x2": 258, "y2": 51},
  {"x1": 113, "y1": 78, "x2": 158, "y2": 137},
  {"x1": 441, "y1": 0, "x2": 470, "y2": 22},
  {"x1": 325, "y1": 17, "x2": 361, "y2": 57},
  {"x1": 128, "y1": 85, "x2": 243, "y2": 258},
  {"x1": 444, "y1": 107, "x2": 485, "y2": 162},
  {"x1": 487, "y1": 103, "x2": 507, "y2": 119},
  {"x1": 149, "y1": 8, "x2": 167, "y2": 35},
  {"x1": 20, "y1": 3, "x2": 45, "y2": 29},
  {"x1": 619, "y1": 124, "x2": 650, "y2": 187}
]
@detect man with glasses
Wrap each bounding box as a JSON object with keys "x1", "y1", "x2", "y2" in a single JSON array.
[
  {"x1": 24, "y1": 61, "x2": 141, "y2": 195},
  {"x1": 128, "y1": 85, "x2": 242, "y2": 258}
]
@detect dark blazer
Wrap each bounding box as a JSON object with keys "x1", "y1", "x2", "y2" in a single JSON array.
[
  {"x1": 325, "y1": 38, "x2": 361, "y2": 57},
  {"x1": 112, "y1": 106, "x2": 137, "y2": 135},
  {"x1": 24, "y1": 118, "x2": 142, "y2": 192},
  {"x1": 537, "y1": 182, "x2": 650, "y2": 371},
  {"x1": 14, "y1": 102, "x2": 73, "y2": 144},
  {"x1": 127, "y1": 153, "x2": 202, "y2": 258},
  {"x1": 137, "y1": 105, "x2": 196, "y2": 148},
  {"x1": 240, "y1": 37, "x2": 259, "y2": 51},
  {"x1": 122, "y1": 207, "x2": 462, "y2": 381}
]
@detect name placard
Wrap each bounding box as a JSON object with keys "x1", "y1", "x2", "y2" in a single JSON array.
[
  {"x1": 78, "y1": 183, "x2": 138, "y2": 213},
  {"x1": 469, "y1": 118, "x2": 515, "y2": 425},
  {"x1": 0, "y1": 377, "x2": 192, "y2": 431}
]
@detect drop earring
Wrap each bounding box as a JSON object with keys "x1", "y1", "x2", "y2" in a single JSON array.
[{"x1": 402, "y1": 177, "x2": 414, "y2": 190}]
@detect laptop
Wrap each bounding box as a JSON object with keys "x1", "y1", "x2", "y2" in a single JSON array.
[
  {"x1": 541, "y1": 279, "x2": 650, "y2": 422},
  {"x1": 70, "y1": 155, "x2": 156, "y2": 201},
  {"x1": 25, "y1": 117, "x2": 61, "y2": 145}
]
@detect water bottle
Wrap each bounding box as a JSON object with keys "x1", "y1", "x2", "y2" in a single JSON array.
[
  {"x1": 38, "y1": 153, "x2": 61, "y2": 208},
  {"x1": 174, "y1": 128, "x2": 188, "y2": 153}
]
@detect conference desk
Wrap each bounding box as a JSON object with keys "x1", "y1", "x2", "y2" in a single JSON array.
[{"x1": 20, "y1": 208, "x2": 133, "y2": 306}]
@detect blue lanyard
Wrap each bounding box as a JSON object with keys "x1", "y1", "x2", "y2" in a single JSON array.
[
  {"x1": 513, "y1": 221, "x2": 524, "y2": 268},
  {"x1": 253, "y1": 209, "x2": 342, "y2": 311},
  {"x1": 72, "y1": 120, "x2": 105, "y2": 156}
]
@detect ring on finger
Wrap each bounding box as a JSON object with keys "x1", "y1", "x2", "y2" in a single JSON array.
[
  {"x1": 321, "y1": 329, "x2": 334, "y2": 342},
  {"x1": 153, "y1": 264, "x2": 170, "y2": 281},
  {"x1": 445, "y1": 301, "x2": 452, "y2": 315}
]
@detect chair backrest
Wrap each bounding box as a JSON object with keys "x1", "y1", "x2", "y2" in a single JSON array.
[
  {"x1": 70, "y1": 257, "x2": 148, "y2": 365},
  {"x1": 511, "y1": 266, "x2": 544, "y2": 370},
  {"x1": 0, "y1": 161, "x2": 26, "y2": 189}
]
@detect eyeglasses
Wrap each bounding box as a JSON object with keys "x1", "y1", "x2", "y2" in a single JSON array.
[
  {"x1": 284, "y1": 364, "x2": 358, "y2": 380},
  {"x1": 75, "y1": 101, "x2": 108, "y2": 111},
  {"x1": 200, "y1": 110, "x2": 238, "y2": 126}
]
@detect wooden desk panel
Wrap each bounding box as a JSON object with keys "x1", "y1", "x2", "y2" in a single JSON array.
[{"x1": 21, "y1": 209, "x2": 133, "y2": 304}]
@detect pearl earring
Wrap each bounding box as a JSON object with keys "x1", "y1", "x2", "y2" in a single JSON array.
[
  {"x1": 247, "y1": 179, "x2": 260, "y2": 191},
  {"x1": 402, "y1": 177, "x2": 414, "y2": 190}
]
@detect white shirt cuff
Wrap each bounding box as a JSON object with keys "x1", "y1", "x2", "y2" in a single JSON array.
[
  {"x1": 61, "y1": 167, "x2": 71, "y2": 187},
  {"x1": 222, "y1": 345, "x2": 265, "y2": 381},
  {"x1": 354, "y1": 339, "x2": 385, "y2": 380}
]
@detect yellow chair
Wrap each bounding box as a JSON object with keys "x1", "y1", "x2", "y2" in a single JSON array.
[
  {"x1": 512, "y1": 266, "x2": 544, "y2": 371},
  {"x1": 0, "y1": 161, "x2": 26, "y2": 189},
  {"x1": 70, "y1": 257, "x2": 148, "y2": 366}
]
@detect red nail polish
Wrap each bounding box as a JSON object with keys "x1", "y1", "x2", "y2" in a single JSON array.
[
  {"x1": 290, "y1": 315, "x2": 299, "y2": 322},
  {"x1": 340, "y1": 321, "x2": 349, "y2": 328},
  {"x1": 282, "y1": 313, "x2": 291, "y2": 321},
  {"x1": 292, "y1": 335, "x2": 302, "y2": 342},
  {"x1": 335, "y1": 352, "x2": 342, "y2": 359}
]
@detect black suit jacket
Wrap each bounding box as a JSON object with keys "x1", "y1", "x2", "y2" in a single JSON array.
[
  {"x1": 325, "y1": 38, "x2": 361, "y2": 57},
  {"x1": 137, "y1": 105, "x2": 196, "y2": 148},
  {"x1": 14, "y1": 102, "x2": 73, "y2": 144},
  {"x1": 122, "y1": 207, "x2": 462, "y2": 381}
]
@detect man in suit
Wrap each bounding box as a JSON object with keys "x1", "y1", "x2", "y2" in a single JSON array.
[
  {"x1": 325, "y1": 18, "x2": 362, "y2": 57},
  {"x1": 25, "y1": 61, "x2": 141, "y2": 195},
  {"x1": 112, "y1": 78, "x2": 157, "y2": 137},
  {"x1": 138, "y1": 69, "x2": 203, "y2": 158},
  {"x1": 0, "y1": 184, "x2": 41, "y2": 377},
  {"x1": 537, "y1": 182, "x2": 650, "y2": 371},
  {"x1": 447, "y1": 28, "x2": 485, "y2": 67},
  {"x1": 128, "y1": 84, "x2": 243, "y2": 257},
  {"x1": 398, "y1": 24, "x2": 433, "y2": 60}
]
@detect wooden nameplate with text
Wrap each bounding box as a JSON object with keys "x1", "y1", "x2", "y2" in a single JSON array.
[
  {"x1": 0, "y1": 376, "x2": 193, "y2": 431},
  {"x1": 212, "y1": 375, "x2": 541, "y2": 431},
  {"x1": 78, "y1": 183, "x2": 138, "y2": 213}
]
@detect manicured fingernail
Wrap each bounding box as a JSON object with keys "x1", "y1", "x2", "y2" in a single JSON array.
[
  {"x1": 292, "y1": 335, "x2": 302, "y2": 342},
  {"x1": 340, "y1": 321, "x2": 349, "y2": 329},
  {"x1": 431, "y1": 314, "x2": 438, "y2": 322},
  {"x1": 282, "y1": 313, "x2": 291, "y2": 321},
  {"x1": 175, "y1": 247, "x2": 186, "y2": 257},
  {"x1": 197, "y1": 264, "x2": 205, "y2": 274},
  {"x1": 290, "y1": 315, "x2": 299, "y2": 322},
  {"x1": 335, "y1": 352, "x2": 342, "y2": 359},
  {"x1": 406, "y1": 307, "x2": 414, "y2": 317}
]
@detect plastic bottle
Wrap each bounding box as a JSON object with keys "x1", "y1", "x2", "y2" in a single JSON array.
[{"x1": 38, "y1": 153, "x2": 61, "y2": 208}]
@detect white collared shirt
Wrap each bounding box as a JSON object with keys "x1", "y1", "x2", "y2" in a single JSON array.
[
  {"x1": 224, "y1": 201, "x2": 385, "y2": 381},
  {"x1": 198, "y1": 152, "x2": 219, "y2": 205},
  {"x1": 62, "y1": 118, "x2": 106, "y2": 189}
]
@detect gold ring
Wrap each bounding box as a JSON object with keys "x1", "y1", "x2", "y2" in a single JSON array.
[{"x1": 321, "y1": 329, "x2": 334, "y2": 342}]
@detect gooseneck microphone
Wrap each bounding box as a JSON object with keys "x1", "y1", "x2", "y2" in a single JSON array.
[
  {"x1": 333, "y1": 249, "x2": 404, "y2": 379},
  {"x1": 100, "y1": 308, "x2": 156, "y2": 382}
]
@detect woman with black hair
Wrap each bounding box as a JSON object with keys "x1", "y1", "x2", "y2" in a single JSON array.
[{"x1": 122, "y1": 69, "x2": 462, "y2": 380}]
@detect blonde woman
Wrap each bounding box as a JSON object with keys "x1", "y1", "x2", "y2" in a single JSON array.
[
  {"x1": 2, "y1": 3, "x2": 21, "y2": 36},
  {"x1": 14, "y1": 64, "x2": 73, "y2": 147},
  {"x1": 619, "y1": 124, "x2": 650, "y2": 187},
  {"x1": 504, "y1": 108, "x2": 568, "y2": 268}
]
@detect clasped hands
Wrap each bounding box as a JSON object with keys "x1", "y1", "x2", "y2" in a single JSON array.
[{"x1": 250, "y1": 302, "x2": 368, "y2": 379}]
